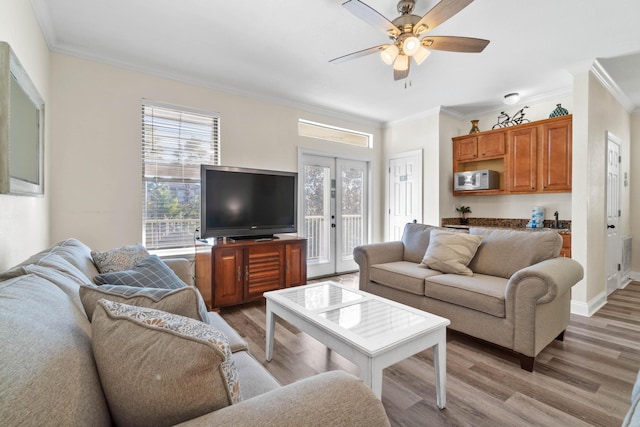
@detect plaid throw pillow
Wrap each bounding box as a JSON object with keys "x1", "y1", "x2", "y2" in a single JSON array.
[
  {"x1": 93, "y1": 255, "x2": 186, "y2": 289},
  {"x1": 79, "y1": 283, "x2": 209, "y2": 323}
]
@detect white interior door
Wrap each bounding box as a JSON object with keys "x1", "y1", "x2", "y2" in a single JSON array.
[
  {"x1": 606, "y1": 133, "x2": 621, "y2": 295},
  {"x1": 388, "y1": 150, "x2": 423, "y2": 241},
  {"x1": 301, "y1": 154, "x2": 368, "y2": 278}
]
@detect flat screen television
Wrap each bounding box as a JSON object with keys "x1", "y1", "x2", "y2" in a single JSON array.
[{"x1": 200, "y1": 165, "x2": 298, "y2": 240}]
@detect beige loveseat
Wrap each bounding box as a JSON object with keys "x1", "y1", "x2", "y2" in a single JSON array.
[
  {"x1": 0, "y1": 238, "x2": 389, "y2": 426},
  {"x1": 354, "y1": 223, "x2": 584, "y2": 371}
]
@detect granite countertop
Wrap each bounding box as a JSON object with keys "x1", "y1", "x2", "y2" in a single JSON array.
[{"x1": 441, "y1": 218, "x2": 571, "y2": 234}]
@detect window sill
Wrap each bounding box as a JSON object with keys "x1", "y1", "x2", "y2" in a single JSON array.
[{"x1": 149, "y1": 247, "x2": 195, "y2": 260}]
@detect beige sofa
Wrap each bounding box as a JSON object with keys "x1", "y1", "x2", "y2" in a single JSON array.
[
  {"x1": 0, "y1": 238, "x2": 389, "y2": 426},
  {"x1": 354, "y1": 223, "x2": 584, "y2": 371}
]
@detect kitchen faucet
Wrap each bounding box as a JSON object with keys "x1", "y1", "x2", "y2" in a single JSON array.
[{"x1": 554, "y1": 211, "x2": 560, "y2": 229}]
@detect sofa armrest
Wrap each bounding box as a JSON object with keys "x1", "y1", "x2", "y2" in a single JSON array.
[
  {"x1": 506, "y1": 257, "x2": 583, "y2": 357},
  {"x1": 175, "y1": 371, "x2": 390, "y2": 427},
  {"x1": 353, "y1": 242, "x2": 405, "y2": 291},
  {"x1": 506, "y1": 257, "x2": 584, "y2": 305},
  {"x1": 163, "y1": 258, "x2": 194, "y2": 286}
]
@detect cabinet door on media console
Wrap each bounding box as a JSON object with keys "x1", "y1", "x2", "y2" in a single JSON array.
[
  {"x1": 244, "y1": 244, "x2": 285, "y2": 300},
  {"x1": 213, "y1": 246, "x2": 244, "y2": 307},
  {"x1": 285, "y1": 241, "x2": 307, "y2": 287}
]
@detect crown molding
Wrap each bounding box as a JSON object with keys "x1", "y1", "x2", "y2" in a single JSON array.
[
  {"x1": 591, "y1": 60, "x2": 636, "y2": 113},
  {"x1": 49, "y1": 45, "x2": 385, "y2": 129}
]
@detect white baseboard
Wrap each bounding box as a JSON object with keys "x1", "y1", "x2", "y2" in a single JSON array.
[
  {"x1": 571, "y1": 291, "x2": 607, "y2": 317},
  {"x1": 629, "y1": 271, "x2": 640, "y2": 282}
]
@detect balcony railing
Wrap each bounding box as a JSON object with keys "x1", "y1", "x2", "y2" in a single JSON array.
[
  {"x1": 144, "y1": 218, "x2": 199, "y2": 249},
  {"x1": 144, "y1": 214, "x2": 364, "y2": 257},
  {"x1": 304, "y1": 214, "x2": 363, "y2": 263}
]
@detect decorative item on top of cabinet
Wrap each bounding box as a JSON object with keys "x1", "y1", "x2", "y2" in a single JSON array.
[
  {"x1": 469, "y1": 120, "x2": 480, "y2": 134},
  {"x1": 549, "y1": 104, "x2": 569, "y2": 118}
]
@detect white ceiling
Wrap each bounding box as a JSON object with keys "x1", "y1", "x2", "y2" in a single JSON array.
[{"x1": 30, "y1": 0, "x2": 640, "y2": 124}]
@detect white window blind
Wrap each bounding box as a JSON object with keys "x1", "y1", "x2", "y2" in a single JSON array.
[{"x1": 141, "y1": 101, "x2": 220, "y2": 250}]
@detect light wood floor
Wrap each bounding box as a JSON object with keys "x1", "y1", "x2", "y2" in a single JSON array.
[{"x1": 218, "y1": 276, "x2": 640, "y2": 426}]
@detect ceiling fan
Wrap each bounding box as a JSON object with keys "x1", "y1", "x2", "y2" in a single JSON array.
[{"x1": 330, "y1": 0, "x2": 490, "y2": 80}]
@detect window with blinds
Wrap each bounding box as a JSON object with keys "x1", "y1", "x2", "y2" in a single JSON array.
[{"x1": 141, "y1": 101, "x2": 220, "y2": 250}]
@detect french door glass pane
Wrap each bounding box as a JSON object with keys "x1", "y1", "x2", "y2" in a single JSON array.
[
  {"x1": 340, "y1": 165, "x2": 364, "y2": 261},
  {"x1": 304, "y1": 164, "x2": 331, "y2": 265}
]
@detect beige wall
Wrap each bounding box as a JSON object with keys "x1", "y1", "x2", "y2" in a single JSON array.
[
  {"x1": 631, "y1": 113, "x2": 640, "y2": 273},
  {"x1": 0, "y1": 0, "x2": 50, "y2": 271},
  {"x1": 383, "y1": 96, "x2": 575, "y2": 228},
  {"x1": 571, "y1": 71, "x2": 632, "y2": 314},
  {"x1": 49, "y1": 54, "x2": 383, "y2": 251},
  {"x1": 383, "y1": 112, "x2": 440, "y2": 226}
]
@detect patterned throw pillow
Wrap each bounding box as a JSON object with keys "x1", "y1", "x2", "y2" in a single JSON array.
[
  {"x1": 93, "y1": 255, "x2": 186, "y2": 288},
  {"x1": 421, "y1": 229, "x2": 483, "y2": 276},
  {"x1": 79, "y1": 283, "x2": 209, "y2": 322},
  {"x1": 91, "y1": 299, "x2": 241, "y2": 427},
  {"x1": 91, "y1": 244, "x2": 149, "y2": 273}
]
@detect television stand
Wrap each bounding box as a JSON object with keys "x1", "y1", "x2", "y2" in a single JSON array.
[{"x1": 195, "y1": 235, "x2": 307, "y2": 309}]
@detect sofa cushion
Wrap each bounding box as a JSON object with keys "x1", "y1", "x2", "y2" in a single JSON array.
[
  {"x1": 468, "y1": 227, "x2": 562, "y2": 279},
  {"x1": 94, "y1": 254, "x2": 186, "y2": 288},
  {"x1": 371, "y1": 261, "x2": 442, "y2": 295},
  {"x1": 80, "y1": 283, "x2": 209, "y2": 322},
  {"x1": 207, "y1": 312, "x2": 249, "y2": 353},
  {"x1": 421, "y1": 229, "x2": 483, "y2": 276},
  {"x1": 0, "y1": 275, "x2": 111, "y2": 426},
  {"x1": 92, "y1": 299, "x2": 241, "y2": 427},
  {"x1": 425, "y1": 273, "x2": 508, "y2": 318},
  {"x1": 91, "y1": 243, "x2": 150, "y2": 273},
  {"x1": 232, "y1": 350, "x2": 281, "y2": 399}
]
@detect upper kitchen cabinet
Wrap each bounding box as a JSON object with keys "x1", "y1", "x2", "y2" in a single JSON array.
[
  {"x1": 508, "y1": 126, "x2": 538, "y2": 193},
  {"x1": 453, "y1": 132, "x2": 505, "y2": 162},
  {"x1": 541, "y1": 117, "x2": 572, "y2": 192},
  {"x1": 452, "y1": 115, "x2": 572, "y2": 195}
]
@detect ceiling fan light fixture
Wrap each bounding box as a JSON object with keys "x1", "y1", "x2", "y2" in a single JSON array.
[
  {"x1": 403, "y1": 36, "x2": 420, "y2": 56},
  {"x1": 393, "y1": 54, "x2": 409, "y2": 71},
  {"x1": 413, "y1": 47, "x2": 431, "y2": 65},
  {"x1": 381, "y1": 44, "x2": 399, "y2": 65},
  {"x1": 504, "y1": 92, "x2": 520, "y2": 105}
]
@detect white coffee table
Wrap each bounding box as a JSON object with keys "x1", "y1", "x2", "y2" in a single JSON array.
[{"x1": 264, "y1": 281, "x2": 450, "y2": 407}]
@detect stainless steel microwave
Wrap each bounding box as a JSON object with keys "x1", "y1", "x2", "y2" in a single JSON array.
[{"x1": 454, "y1": 170, "x2": 500, "y2": 191}]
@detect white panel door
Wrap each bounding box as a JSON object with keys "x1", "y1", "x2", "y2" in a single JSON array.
[
  {"x1": 388, "y1": 150, "x2": 423, "y2": 241},
  {"x1": 606, "y1": 133, "x2": 621, "y2": 295}
]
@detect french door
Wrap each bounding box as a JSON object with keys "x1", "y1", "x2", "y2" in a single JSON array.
[{"x1": 301, "y1": 154, "x2": 368, "y2": 278}]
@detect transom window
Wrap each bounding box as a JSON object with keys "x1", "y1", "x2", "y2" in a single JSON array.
[
  {"x1": 298, "y1": 119, "x2": 372, "y2": 148},
  {"x1": 141, "y1": 101, "x2": 220, "y2": 250}
]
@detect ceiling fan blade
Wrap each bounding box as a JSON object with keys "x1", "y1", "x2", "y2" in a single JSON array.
[
  {"x1": 421, "y1": 36, "x2": 489, "y2": 53},
  {"x1": 342, "y1": 0, "x2": 401, "y2": 37},
  {"x1": 330, "y1": 45, "x2": 387, "y2": 64},
  {"x1": 414, "y1": 0, "x2": 474, "y2": 34},
  {"x1": 394, "y1": 62, "x2": 410, "y2": 81}
]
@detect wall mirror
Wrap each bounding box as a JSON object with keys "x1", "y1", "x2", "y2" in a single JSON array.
[{"x1": 0, "y1": 41, "x2": 45, "y2": 196}]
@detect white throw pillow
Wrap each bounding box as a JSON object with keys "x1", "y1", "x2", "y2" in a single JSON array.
[{"x1": 421, "y1": 229, "x2": 483, "y2": 276}]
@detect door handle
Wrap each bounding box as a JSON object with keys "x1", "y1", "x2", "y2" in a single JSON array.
[{"x1": 607, "y1": 224, "x2": 616, "y2": 229}]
